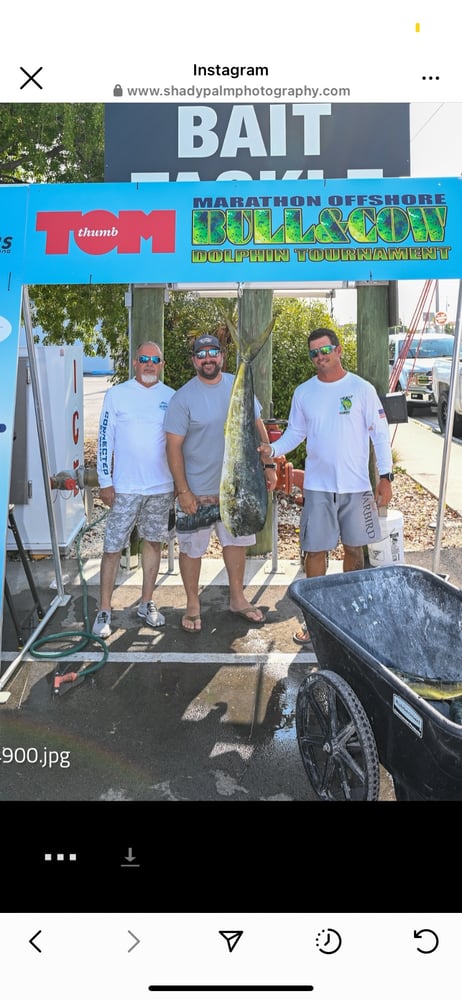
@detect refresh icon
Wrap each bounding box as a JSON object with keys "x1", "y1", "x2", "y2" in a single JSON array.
[
  {"x1": 414, "y1": 929, "x2": 439, "y2": 954},
  {"x1": 316, "y1": 928, "x2": 342, "y2": 954}
]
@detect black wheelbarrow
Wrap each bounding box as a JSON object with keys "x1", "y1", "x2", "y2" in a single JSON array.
[{"x1": 288, "y1": 565, "x2": 462, "y2": 801}]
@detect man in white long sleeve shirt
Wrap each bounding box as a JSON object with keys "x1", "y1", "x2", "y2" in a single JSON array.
[
  {"x1": 259, "y1": 328, "x2": 394, "y2": 645},
  {"x1": 92, "y1": 341, "x2": 175, "y2": 639}
]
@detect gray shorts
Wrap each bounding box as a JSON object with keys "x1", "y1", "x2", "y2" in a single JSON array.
[
  {"x1": 176, "y1": 520, "x2": 256, "y2": 558},
  {"x1": 299, "y1": 490, "x2": 381, "y2": 552},
  {"x1": 103, "y1": 492, "x2": 174, "y2": 552}
]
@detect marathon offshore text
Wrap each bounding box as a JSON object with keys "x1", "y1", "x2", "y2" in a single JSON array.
[{"x1": 190, "y1": 190, "x2": 450, "y2": 264}]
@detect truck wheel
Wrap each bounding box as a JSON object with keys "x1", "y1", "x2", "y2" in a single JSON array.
[{"x1": 437, "y1": 390, "x2": 462, "y2": 438}]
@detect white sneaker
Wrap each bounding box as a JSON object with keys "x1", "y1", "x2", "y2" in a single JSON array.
[
  {"x1": 137, "y1": 600, "x2": 165, "y2": 627},
  {"x1": 92, "y1": 610, "x2": 112, "y2": 638}
]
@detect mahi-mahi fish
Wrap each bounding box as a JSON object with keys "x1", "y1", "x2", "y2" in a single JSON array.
[{"x1": 219, "y1": 316, "x2": 275, "y2": 537}]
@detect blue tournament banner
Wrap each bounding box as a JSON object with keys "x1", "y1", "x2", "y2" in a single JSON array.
[
  {"x1": 22, "y1": 177, "x2": 462, "y2": 284},
  {"x1": 0, "y1": 185, "x2": 28, "y2": 649}
]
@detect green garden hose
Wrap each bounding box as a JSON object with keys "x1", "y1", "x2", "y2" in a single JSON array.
[{"x1": 29, "y1": 510, "x2": 109, "y2": 694}]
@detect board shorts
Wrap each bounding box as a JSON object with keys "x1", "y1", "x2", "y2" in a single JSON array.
[
  {"x1": 299, "y1": 489, "x2": 381, "y2": 552},
  {"x1": 103, "y1": 491, "x2": 174, "y2": 552},
  {"x1": 176, "y1": 520, "x2": 256, "y2": 558}
]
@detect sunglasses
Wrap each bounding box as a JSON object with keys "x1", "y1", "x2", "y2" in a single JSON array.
[
  {"x1": 194, "y1": 348, "x2": 221, "y2": 359},
  {"x1": 309, "y1": 345, "x2": 336, "y2": 359},
  {"x1": 137, "y1": 354, "x2": 162, "y2": 364}
]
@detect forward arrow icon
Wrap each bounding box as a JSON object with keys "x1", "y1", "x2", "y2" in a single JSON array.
[{"x1": 128, "y1": 930, "x2": 140, "y2": 952}]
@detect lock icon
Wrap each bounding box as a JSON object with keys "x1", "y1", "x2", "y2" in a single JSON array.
[{"x1": 113, "y1": 84, "x2": 123, "y2": 97}]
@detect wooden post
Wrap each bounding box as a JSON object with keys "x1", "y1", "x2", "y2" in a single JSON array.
[
  {"x1": 356, "y1": 284, "x2": 390, "y2": 395},
  {"x1": 388, "y1": 280, "x2": 399, "y2": 330},
  {"x1": 357, "y1": 283, "x2": 391, "y2": 520},
  {"x1": 124, "y1": 285, "x2": 165, "y2": 565},
  {"x1": 131, "y1": 285, "x2": 165, "y2": 368},
  {"x1": 238, "y1": 288, "x2": 274, "y2": 557}
]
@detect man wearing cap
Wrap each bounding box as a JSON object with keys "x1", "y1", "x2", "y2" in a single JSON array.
[{"x1": 165, "y1": 334, "x2": 276, "y2": 633}]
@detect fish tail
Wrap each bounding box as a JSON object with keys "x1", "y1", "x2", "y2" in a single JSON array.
[
  {"x1": 247, "y1": 317, "x2": 276, "y2": 363},
  {"x1": 226, "y1": 316, "x2": 276, "y2": 364},
  {"x1": 225, "y1": 318, "x2": 239, "y2": 352}
]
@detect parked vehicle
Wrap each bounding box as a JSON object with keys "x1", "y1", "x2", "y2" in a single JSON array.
[
  {"x1": 432, "y1": 357, "x2": 462, "y2": 438},
  {"x1": 389, "y1": 331, "x2": 457, "y2": 414}
]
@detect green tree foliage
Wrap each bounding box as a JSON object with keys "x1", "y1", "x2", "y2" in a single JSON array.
[
  {"x1": 29, "y1": 284, "x2": 128, "y2": 360},
  {"x1": 0, "y1": 103, "x2": 104, "y2": 183},
  {"x1": 163, "y1": 292, "x2": 238, "y2": 389}
]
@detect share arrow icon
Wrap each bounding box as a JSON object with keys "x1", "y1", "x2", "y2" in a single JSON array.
[{"x1": 219, "y1": 930, "x2": 244, "y2": 953}]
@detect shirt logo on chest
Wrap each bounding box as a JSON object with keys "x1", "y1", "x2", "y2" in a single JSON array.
[{"x1": 339, "y1": 395, "x2": 353, "y2": 414}]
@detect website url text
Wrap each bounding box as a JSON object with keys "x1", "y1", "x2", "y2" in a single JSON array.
[{"x1": 124, "y1": 84, "x2": 351, "y2": 100}]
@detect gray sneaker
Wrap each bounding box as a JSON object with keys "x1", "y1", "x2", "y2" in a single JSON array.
[
  {"x1": 92, "y1": 610, "x2": 112, "y2": 638},
  {"x1": 137, "y1": 600, "x2": 165, "y2": 627}
]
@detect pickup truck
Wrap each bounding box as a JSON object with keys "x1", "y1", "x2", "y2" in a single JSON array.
[
  {"x1": 389, "y1": 331, "x2": 457, "y2": 415},
  {"x1": 432, "y1": 358, "x2": 462, "y2": 437}
]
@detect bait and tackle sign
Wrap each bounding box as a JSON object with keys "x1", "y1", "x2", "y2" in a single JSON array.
[
  {"x1": 104, "y1": 103, "x2": 410, "y2": 182},
  {"x1": 20, "y1": 177, "x2": 462, "y2": 283}
]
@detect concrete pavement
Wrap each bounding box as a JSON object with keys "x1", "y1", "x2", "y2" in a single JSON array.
[
  {"x1": 1, "y1": 549, "x2": 350, "y2": 802},
  {"x1": 389, "y1": 414, "x2": 462, "y2": 585},
  {"x1": 392, "y1": 416, "x2": 462, "y2": 517}
]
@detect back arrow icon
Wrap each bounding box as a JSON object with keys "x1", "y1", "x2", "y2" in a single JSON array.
[{"x1": 29, "y1": 930, "x2": 42, "y2": 953}]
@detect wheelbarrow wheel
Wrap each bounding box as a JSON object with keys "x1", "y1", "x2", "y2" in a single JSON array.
[{"x1": 296, "y1": 669, "x2": 380, "y2": 801}]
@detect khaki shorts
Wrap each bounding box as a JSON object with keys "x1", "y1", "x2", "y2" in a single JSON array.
[
  {"x1": 103, "y1": 492, "x2": 174, "y2": 552},
  {"x1": 299, "y1": 490, "x2": 381, "y2": 552},
  {"x1": 176, "y1": 520, "x2": 256, "y2": 558}
]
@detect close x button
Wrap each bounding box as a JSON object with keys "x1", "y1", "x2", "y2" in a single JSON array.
[{"x1": 20, "y1": 66, "x2": 43, "y2": 89}]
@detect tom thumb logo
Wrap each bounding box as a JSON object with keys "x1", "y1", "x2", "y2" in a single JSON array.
[{"x1": 35, "y1": 209, "x2": 176, "y2": 255}]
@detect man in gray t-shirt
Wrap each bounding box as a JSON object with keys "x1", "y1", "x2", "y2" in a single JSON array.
[{"x1": 165, "y1": 334, "x2": 276, "y2": 633}]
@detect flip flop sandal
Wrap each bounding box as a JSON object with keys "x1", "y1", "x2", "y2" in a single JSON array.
[
  {"x1": 182, "y1": 614, "x2": 202, "y2": 633},
  {"x1": 293, "y1": 628, "x2": 313, "y2": 646},
  {"x1": 230, "y1": 608, "x2": 266, "y2": 625}
]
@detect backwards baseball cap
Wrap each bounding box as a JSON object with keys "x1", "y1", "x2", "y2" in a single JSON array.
[{"x1": 192, "y1": 335, "x2": 221, "y2": 354}]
